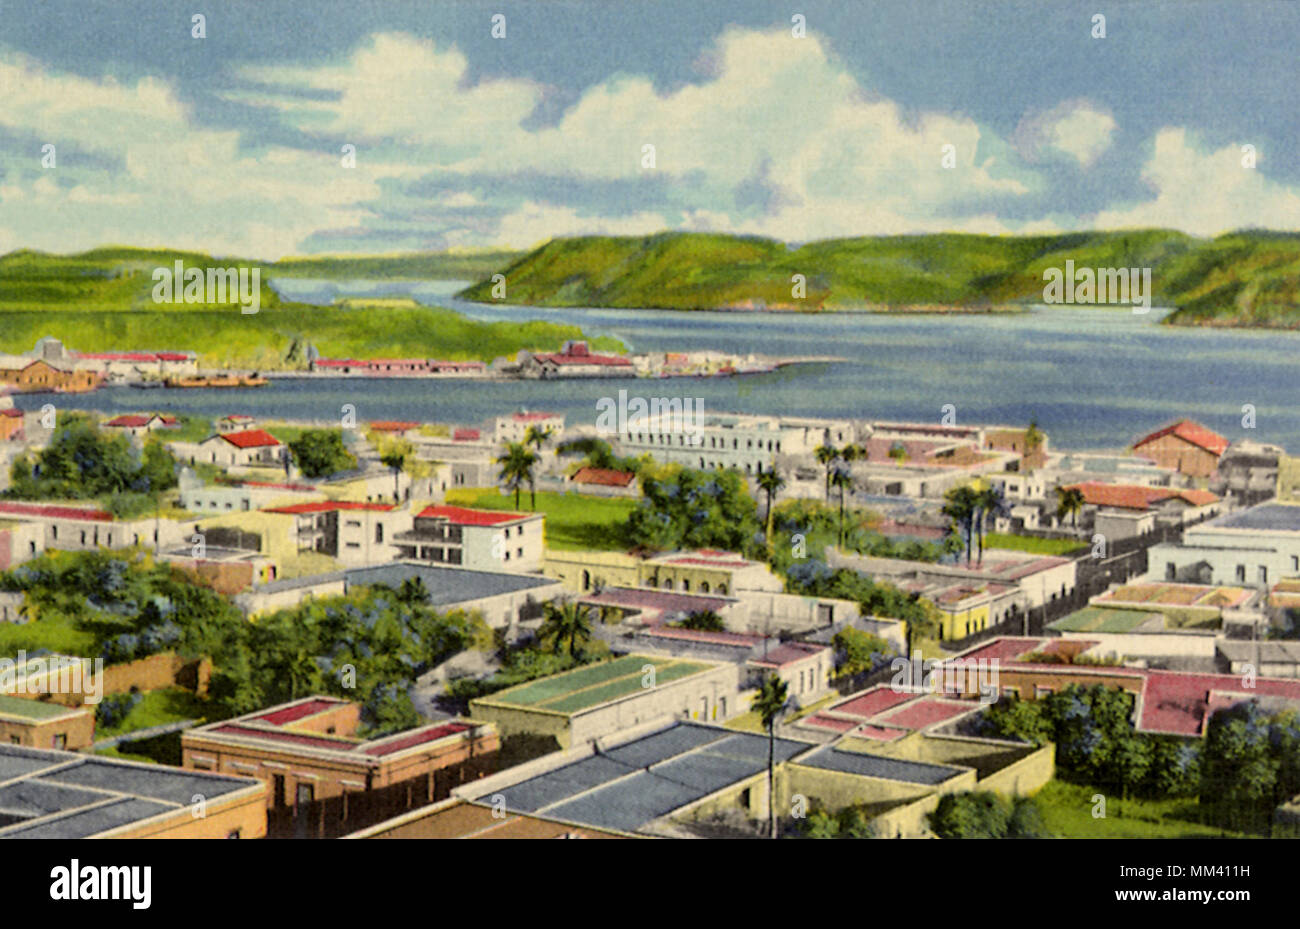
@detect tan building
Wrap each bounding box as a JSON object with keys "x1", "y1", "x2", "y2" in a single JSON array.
[
  {"x1": 1132, "y1": 419, "x2": 1228, "y2": 479},
  {"x1": 347, "y1": 797, "x2": 630, "y2": 839},
  {"x1": 0, "y1": 694, "x2": 95, "y2": 750},
  {"x1": 181, "y1": 696, "x2": 499, "y2": 838}
]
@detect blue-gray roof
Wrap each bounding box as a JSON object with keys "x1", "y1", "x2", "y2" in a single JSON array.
[
  {"x1": 345, "y1": 562, "x2": 558, "y2": 606},
  {"x1": 0, "y1": 745, "x2": 258, "y2": 839},
  {"x1": 796, "y1": 745, "x2": 964, "y2": 785},
  {"x1": 1206, "y1": 503, "x2": 1300, "y2": 533},
  {"x1": 490, "y1": 722, "x2": 813, "y2": 833}
]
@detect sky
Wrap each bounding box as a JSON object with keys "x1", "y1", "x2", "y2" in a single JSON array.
[{"x1": 0, "y1": 0, "x2": 1297, "y2": 258}]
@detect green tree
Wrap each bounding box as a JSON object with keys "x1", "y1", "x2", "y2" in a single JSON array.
[
  {"x1": 814, "y1": 445, "x2": 839, "y2": 501},
  {"x1": 678, "y1": 609, "x2": 726, "y2": 632},
  {"x1": 756, "y1": 468, "x2": 786, "y2": 544},
  {"x1": 380, "y1": 444, "x2": 411, "y2": 503},
  {"x1": 538, "y1": 600, "x2": 596, "y2": 659},
  {"x1": 627, "y1": 468, "x2": 761, "y2": 554},
  {"x1": 288, "y1": 429, "x2": 357, "y2": 479},
  {"x1": 496, "y1": 441, "x2": 540, "y2": 510},
  {"x1": 1055, "y1": 485, "x2": 1085, "y2": 529},
  {"x1": 941, "y1": 484, "x2": 980, "y2": 565},
  {"x1": 832, "y1": 627, "x2": 893, "y2": 679},
  {"x1": 752, "y1": 673, "x2": 791, "y2": 839},
  {"x1": 831, "y1": 466, "x2": 853, "y2": 548},
  {"x1": 973, "y1": 484, "x2": 1009, "y2": 564},
  {"x1": 524, "y1": 423, "x2": 554, "y2": 451}
]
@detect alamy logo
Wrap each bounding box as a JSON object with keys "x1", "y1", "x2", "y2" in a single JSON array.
[
  {"x1": 152, "y1": 259, "x2": 261, "y2": 315},
  {"x1": 890, "y1": 650, "x2": 1000, "y2": 704},
  {"x1": 50, "y1": 860, "x2": 151, "y2": 909},
  {"x1": 0, "y1": 651, "x2": 102, "y2": 705},
  {"x1": 1042, "y1": 259, "x2": 1152, "y2": 313},
  {"x1": 596, "y1": 389, "x2": 704, "y2": 445}
]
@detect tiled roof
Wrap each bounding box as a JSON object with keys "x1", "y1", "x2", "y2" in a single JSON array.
[
  {"x1": 1065, "y1": 481, "x2": 1219, "y2": 511},
  {"x1": 217, "y1": 429, "x2": 281, "y2": 449},
  {"x1": 0, "y1": 501, "x2": 113, "y2": 522},
  {"x1": 416, "y1": 504, "x2": 533, "y2": 526},
  {"x1": 572, "y1": 467, "x2": 636, "y2": 487},
  {"x1": 1133, "y1": 419, "x2": 1229, "y2": 456}
]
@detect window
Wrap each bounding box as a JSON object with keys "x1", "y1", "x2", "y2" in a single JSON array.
[
  {"x1": 273, "y1": 775, "x2": 286, "y2": 807},
  {"x1": 9, "y1": 736, "x2": 19, "y2": 745},
  {"x1": 1166, "y1": 562, "x2": 1176, "y2": 581},
  {"x1": 375, "y1": 524, "x2": 384, "y2": 543},
  {"x1": 1259, "y1": 566, "x2": 1268, "y2": 584},
  {"x1": 517, "y1": 548, "x2": 523, "y2": 558},
  {"x1": 52, "y1": 734, "x2": 66, "y2": 750},
  {"x1": 1236, "y1": 564, "x2": 1247, "y2": 583},
  {"x1": 296, "y1": 783, "x2": 314, "y2": 806},
  {"x1": 226, "y1": 829, "x2": 241, "y2": 839}
]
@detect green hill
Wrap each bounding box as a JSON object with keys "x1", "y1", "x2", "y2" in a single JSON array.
[
  {"x1": 456, "y1": 229, "x2": 1300, "y2": 327},
  {"x1": 0, "y1": 246, "x2": 613, "y2": 368}
]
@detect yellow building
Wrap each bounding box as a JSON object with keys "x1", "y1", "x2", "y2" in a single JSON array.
[
  {"x1": 543, "y1": 550, "x2": 643, "y2": 593},
  {"x1": 1278, "y1": 455, "x2": 1300, "y2": 503}
]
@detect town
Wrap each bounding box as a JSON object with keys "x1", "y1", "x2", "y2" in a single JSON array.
[{"x1": 0, "y1": 385, "x2": 1295, "y2": 841}]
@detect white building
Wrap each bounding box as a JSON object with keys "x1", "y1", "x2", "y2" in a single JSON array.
[
  {"x1": 1149, "y1": 502, "x2": 1300, "y2": 587},
  {"x1": 618, "y1": 412, "x2": 853, "y2": 475},
  {"x1": 394, "y1": 504, "x2": 544, "y2": 572},
  {"x1": 494, "y1": 411, "x2": 565, "y2": 446}
]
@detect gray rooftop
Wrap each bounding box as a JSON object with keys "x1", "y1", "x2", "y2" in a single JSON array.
[
  {"x1": 0, "y1": 745, "x2": 258, "y2": 839},
  {"x1": 490, "y1": 722, "x2": 812, "y2": 834},
  {"x1": 345, "y1": 562, "x2": 558, "y2": 606},
  {"x1": 796, "y1": 745, "x2": 965, "y2": 785},
  {"x1": 1205, "y1": 503, "x2": 1300, "y2": 533}
]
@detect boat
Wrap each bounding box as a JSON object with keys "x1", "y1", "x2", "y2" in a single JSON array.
[{"x1": 165, "y1": 373, "x2": 268, "y2": 389}]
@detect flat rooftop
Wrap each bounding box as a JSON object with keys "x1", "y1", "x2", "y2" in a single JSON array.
[
  {"x1": 487, "y1": 722, "x2": 811, "y2": 834},
  {"x1": 0, "y1": 745, "x2": 259, "y2": 839},
  {"x1": 350, "y1": 798, "x2": 628, "y2": 839},
  {"x1": 795, "y1": 745, "x2": 964, "y2": 785},
  {"x1": 1203, "y1": 503, "x2": 1300, "y2": 533},
  {"x1": 188, "y1": 695, "x2": 482, "y2": 762},
  {"x1": 344, "y1": 562, "x2": 559, "y2": 606},
  {"x1": 0, "y1": 694, "x2": 87, "y2": 723},
  {"x1": 1049, "y1": 606, "x2": 1165, "y2": 634},
  {"x1": 476, "y1": 655, "x2": 715, "y2": 716}
]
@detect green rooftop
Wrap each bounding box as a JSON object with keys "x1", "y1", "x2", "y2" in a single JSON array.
[
  {"x1": 1048, "y1": 607, "x2": 1164, "y2": 634},
  {"x1": 0, "y1": 693, "x2": 81, "y2": 721},
  {"x1": 476, "y1": 654, "x2": 715, "y2": 715}
]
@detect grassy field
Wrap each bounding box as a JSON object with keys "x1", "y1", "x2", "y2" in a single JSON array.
[
  {"x1": 1033, "y1": 780, "x2": 1249, "y2": 838},
  {"x1": 94, "y1": 687, "x2": 209, "y2": 740},
  {"x1": 0, "y1": 610, "x2": 97, "y2": 657},
  {"x1": 444, "y1": 488, "x2": 638, "y2": 551},
  {"x1": 985, "y1": 534, "x2": 1087, "y2": 556}
]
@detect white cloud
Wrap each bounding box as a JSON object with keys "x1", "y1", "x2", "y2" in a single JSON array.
[
  {"x1": 1093, "y1": 128, "x2": 1300, "y2": 236},
  {"x1": 1015, "y1": 100, "x2": 1116, "y2": 168}
]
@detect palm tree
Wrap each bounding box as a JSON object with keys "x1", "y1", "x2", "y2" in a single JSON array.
[
  {"x1": 1055, "y1": 486, "x2": 1085, "y2": 530},
  {"x1": 814, "y1": 445, "x2": 839, "y2": 501},
  {"x1": 830, "y1": 466, "x2": 853, "y2": 548},
  {"x1": 524, "y1": 423, "x2": 554, "y2": 451},
  {"x1": 539, "y1": 600, "x2": 595, "y2": 659},
  {"x1": 496, "y1": 441, "x2": 539, "y2": 510},
  {"x1": 1024, "y1": 418, "x2": 1045, "y2": 456},
  {"x1": 942, "y1": 484, "x2": 980, "y2": 565},
  {"x1": 380, "y1": 447, "x2": 409, "y2": 503},
  {"x1": 756, "y1": 468, "x2": 786, "y2": 543},
  {"x1": 752, "y1": 673, "x2": 791, "y2": 839},
  {"x1": 973, "y1": 484, "x2": 1010, "y2": 564}
]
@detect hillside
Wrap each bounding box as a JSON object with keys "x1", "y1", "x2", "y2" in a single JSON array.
[
  {"x1": 456, "y1": 230, "x2": 1300, "y2": 327},
  {"x1": 0, "y1": 247, "x2": 616, "y2": 369}
]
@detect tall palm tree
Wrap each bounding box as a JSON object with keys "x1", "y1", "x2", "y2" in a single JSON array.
[
  {"x1": 831, "y1": 466, "x2": 853, "y2": 548},
  {"x1": 814, "y1": 445, "x2": 839, "y2": 501},
  {"x1": 752, "y1": 673, "x2": 791, "y2": 839},
  {"x1": 380, "y1": 446, "x2": 409, "y2": 503},
  {"x1": 973, "y1": 484, "x2": 1010, "y2": 564},
  {"x1": 1055, "y1": 486, "x2": 1085, "y2": 530},
  {"x1": 539, "y1": 600, "x2": 595, "y2": 659},
  {"x1": 756, "y1": 468, "x2": 786, "y2": 543},
  {"x1": 496, "y1": 441, "x2": 539, "y2": 510},
  {"x1": 942, "y1": 484, "x2": 980, "y2": 565},
  {"x1": 1024, "y1": 418, "x2": 1045, "y2": 456}
]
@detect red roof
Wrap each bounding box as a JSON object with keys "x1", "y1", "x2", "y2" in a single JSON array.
[
  {"x1": 266, "y1": 501, "x2": 396, "y2": 514},
  {"x1": 1133, "y1": 420, "x2": 1229, "y2": 456},
  {"x1": 453, "y1": 428, "x2": 481, "y2": 441},
  {"x1": 369, "y1": 421, "x2": 420, "y2": 432},
  {"x1": 360, "y1": 722, "x2": 470, "y2": 757},
  {"x1": 104, "y1": 415, "x2": 152, "y2": 428},
  {"x1": 217, "y1": 429, "x2": 281, "y2": 449},
  {"x1": 417, "y1": 504, "x2": 533, "y2": 526},
  {"x1": 533, "y1": 350, "x2": 631, "y2": 367},
  {"x1": 256, "y1": 698, "x2": 343, "y2": 725},
  {"x1": 0, "y1": 408, "x2": 23, "y2": 418},
  {"x1": 1065, "y1": 481, "x2": 1219, "y2": 511},
  {"x1": 572, "y1": 467, "x2": 636, "y2": 487},
  {"x1": 511, "y1": 411, "x2": 559, "y2": 422},
  {"x1": 0, "y1": 501, "x2": 113, "y2": 522},
  {"x1": 313, "y1": 358, "x2": 365, "y2": 368}
]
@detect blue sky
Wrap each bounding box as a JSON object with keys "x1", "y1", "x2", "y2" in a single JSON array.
[{"x1": 0, "y1": 0, "x2": 1296, "y2": 257}]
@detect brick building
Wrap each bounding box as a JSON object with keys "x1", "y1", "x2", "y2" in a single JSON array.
[{"x1": 1132, "y1": 419, "x2": 1228, "y2": 479}]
